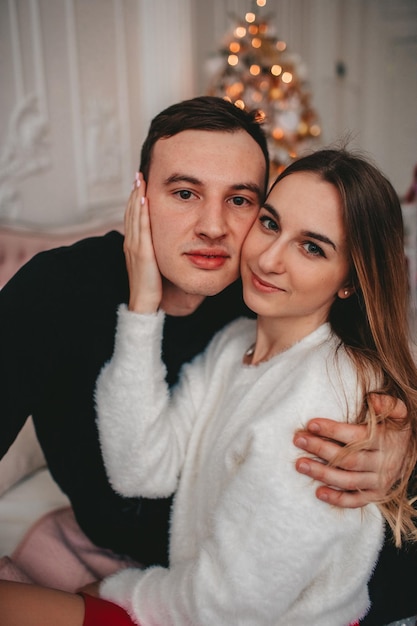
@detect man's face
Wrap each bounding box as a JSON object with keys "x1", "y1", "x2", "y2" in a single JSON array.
[{"x1": 146, "y1": 129, "x2": 266, "y2": 314}]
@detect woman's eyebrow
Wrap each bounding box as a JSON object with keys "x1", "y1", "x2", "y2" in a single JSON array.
[
  {"x1": 262, "y1": 202, "x2": 337, "y2": 250},
  {"x1": 262, "y1": 202, "x2": 279, "y2": 219},
  {"x1": 302, "y1": 230, "x2": 336, "y2": 250}
]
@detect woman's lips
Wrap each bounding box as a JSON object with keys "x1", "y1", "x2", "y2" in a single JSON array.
[{"x1": 251, "y1": 271, "x2": 283, "y2": 293}]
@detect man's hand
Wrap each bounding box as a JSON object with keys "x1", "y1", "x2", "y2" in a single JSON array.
[
  {"x1": 124, "y1": 172, "x2": 162, "y2": 313},
  {"x1": 293, "y1": 395, "x2": 409, "y2": 508}
]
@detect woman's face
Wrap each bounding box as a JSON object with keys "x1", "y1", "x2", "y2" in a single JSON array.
[{"x1": 241, "y1": 171, "x2": 351, "y2": 332}]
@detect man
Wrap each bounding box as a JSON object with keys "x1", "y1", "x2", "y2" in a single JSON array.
[{"x1": 0, "y1": 96, "x2": 415, "y2": 624}]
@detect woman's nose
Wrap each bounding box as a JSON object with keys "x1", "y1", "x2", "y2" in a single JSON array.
[{"x1": 258, "y1": 240, "x2": 286, "y2": 273}]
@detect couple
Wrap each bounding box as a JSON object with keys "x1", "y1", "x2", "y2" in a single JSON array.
[{"x1": 1, "y1": 96, "x2": 417, "y2": 624}]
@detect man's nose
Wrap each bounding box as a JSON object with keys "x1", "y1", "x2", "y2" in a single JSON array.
[{"x1": 195, "y1": 201, "x2": 227, "y2": 240}]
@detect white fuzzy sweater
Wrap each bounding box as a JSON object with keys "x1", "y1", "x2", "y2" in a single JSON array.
[{"x1": 96, "y1": 307, "x2": 383, "y2": 626}]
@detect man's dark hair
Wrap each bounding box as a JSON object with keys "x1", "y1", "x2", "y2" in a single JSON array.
[{"x1": 139, "y1": 96, "x2": 269, "y2": 194}]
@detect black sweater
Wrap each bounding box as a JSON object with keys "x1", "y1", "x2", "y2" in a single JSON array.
[{"x1": 0, "y1": 231, "x2": 416, "y2": 624}]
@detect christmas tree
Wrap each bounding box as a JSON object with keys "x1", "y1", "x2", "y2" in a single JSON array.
[{"x1": 206, "y1": 0, "x2": 321, "y2": 175}]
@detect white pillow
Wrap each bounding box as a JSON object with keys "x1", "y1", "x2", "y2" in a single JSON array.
[{"x1": 0, "y1": 417, "x2": 46, "y2": 496}]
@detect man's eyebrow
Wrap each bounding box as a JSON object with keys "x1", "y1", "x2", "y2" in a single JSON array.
[
  {"x1": 233, "y1": 183, "x2": 263, "y2": 200},
  {"x1": 262, "y1": 202, "x2": 337, "y2": 250},
  {"x1": 164, "y1": 174, "x2": 201, "y2": 186}
]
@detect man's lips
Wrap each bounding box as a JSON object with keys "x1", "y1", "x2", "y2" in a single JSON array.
[
  {"x1": 185, "y1": 249, "x2": 230, "y2": 269},
  {"x1": 251, "y1": 271, "x2": 283, "y2": 293}
]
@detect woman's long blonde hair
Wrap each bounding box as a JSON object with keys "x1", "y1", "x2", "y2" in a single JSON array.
[{"x1": 273, "y1": 149, "x2": 417, "y2": 546}]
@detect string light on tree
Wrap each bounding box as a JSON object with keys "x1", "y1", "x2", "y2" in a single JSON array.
[{"x1": 206, "y1": 0, "x2": 321, "y2": 174}]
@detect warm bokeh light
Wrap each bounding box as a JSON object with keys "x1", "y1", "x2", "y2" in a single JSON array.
[
  {"x1": 310, "y1": 124, "x2": 321, "y2": 137},
  {"x1": 276, "y1": 41, "x2": 287, "y2": 52},
  {"x1": 234, "y1": 26, "x2": 246, "y2": 38},
  {"x1": 229, "y1": 42, "x2": 240, "y2": 53},
  {"x1": 298, "y1": 121, "x2": 308, "y2": 135},
  {"x1": 249, "y1": 64, "x2": 261, "y2": 76},
  {"x1": 245, "y1": 12, "x2": 256, "y2": 23},
  {"x1": 271, "y1": 64, "x2": 282, "y2": 76},
  {"x1": 272, "y1": 127, "x2": 285, "y2": 140},
  {"x1": 228, "y1": 54, "x2": 239, "y2": 66},
  {"x1": 257, "y1": 0, "x2": 267, "y2": 6},
  {"x1": 252, "y1": 37, "x2": 262, "y2": 49},
  {"x1": 270, "y1": 87, "x2": 283, "y2": 99},
  {"x1": 226, "y1": 82, "x2": 244, "y2": 99},
  {"x1": 282, "y1": 71, "x2": 293, "y2": 84}
]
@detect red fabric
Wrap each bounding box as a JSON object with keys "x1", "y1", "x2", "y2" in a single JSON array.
[
  {"x1": 80, "y1": 591, "x2": 360, "y2": 626},
  {"x1": 81, "y1": 592, "x2": 137, "y2": 626}
]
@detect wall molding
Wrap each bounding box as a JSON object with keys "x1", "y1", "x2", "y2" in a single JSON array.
[{"x1": 0, "y1": 94, "x2": 50, "y2": 220}]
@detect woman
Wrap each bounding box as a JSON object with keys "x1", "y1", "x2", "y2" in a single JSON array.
[{"x1": 1, "y1": 149, "x2": 417, "y2": 625}]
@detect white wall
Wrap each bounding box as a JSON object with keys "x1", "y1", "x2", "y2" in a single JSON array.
[
  {"x1": 0, "y1": 0, "x2": 416, "y2": 227},
  {"x1": 0, "y1": 0, "x2": 194, "y2": 227}
]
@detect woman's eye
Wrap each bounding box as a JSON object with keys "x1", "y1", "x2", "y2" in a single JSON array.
[
  {"x1": 303, "y1": 242, "x2": 325, "y2": 257},
  {"x1": 259, "y1": 215, "x2": 279, "y2": 232}
]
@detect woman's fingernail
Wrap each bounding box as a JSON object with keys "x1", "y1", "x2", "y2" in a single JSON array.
[
  {"x1": 308, "y1": 422, "x2": 320, "y2": 433},
  {"x1": 141, "y1": 196, "x2": 145, "y2": 205},
  {"x1": 133, "y1": 172, "x2": 141, "y2": 189}
]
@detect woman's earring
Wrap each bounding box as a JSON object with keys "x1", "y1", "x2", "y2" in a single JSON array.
[{"x1": 338, "y1": 286, "x2": 352, "y2": 299}]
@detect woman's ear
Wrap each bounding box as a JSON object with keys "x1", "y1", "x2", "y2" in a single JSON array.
[{"x1": 338, "y1": 286, "x2": 355, "y2": 299}]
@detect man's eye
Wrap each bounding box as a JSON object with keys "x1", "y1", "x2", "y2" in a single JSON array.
[
  {"x1": 232, "y1": 196, "x2": 248, "y2": 206},
  {"x1": 259, "y1": 215, "x2": 279, "y2": 232},
  {"x1": 175, "y1": 190, "x2": 193, "y2": 200}
]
